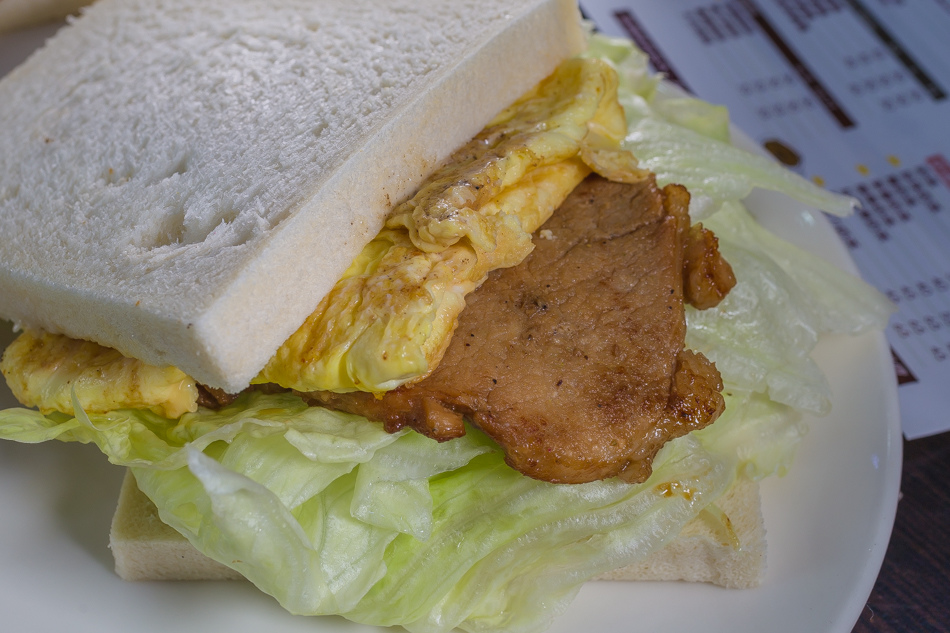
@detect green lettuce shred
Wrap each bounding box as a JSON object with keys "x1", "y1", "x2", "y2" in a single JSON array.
[
  {"x1": 585, "y1": 33, "x2": 858, "y2": 219},
  {"x1": 0, "y1": 394, "x2": 733, "y2": 633}
]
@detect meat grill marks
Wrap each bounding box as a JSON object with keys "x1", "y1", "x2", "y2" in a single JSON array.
[{"x1": 304, "y1": 175, "x2": 735, "y2": 484}]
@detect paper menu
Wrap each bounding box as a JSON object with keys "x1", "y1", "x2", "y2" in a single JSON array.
[{"x1": 581, "y1": 0, "x2": 950, "y2": 439}]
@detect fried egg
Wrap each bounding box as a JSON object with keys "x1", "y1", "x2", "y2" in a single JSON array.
[
  {"x1": 1, "y1": 329, "x2": 197, "y2": 418},
  {"x1": 259, "y1": 58, "x2": 645, "y2": 393}
]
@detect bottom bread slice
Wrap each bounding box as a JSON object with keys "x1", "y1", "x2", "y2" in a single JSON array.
[{"x1": 109, "y1": 470, "x2": 766, "y2": 587}]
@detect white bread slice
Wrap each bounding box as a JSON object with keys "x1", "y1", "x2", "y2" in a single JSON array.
[
  {"x1": 0, "y1": 0, "x2": 585, "y2": 391},
  {"x1": 111, "y1": 470, "x2": 244, "y2": 581},
  {"x1": 0, "y1": 0, "x2": 90, "y2": 32},
  {"x1": 110, "y1": 470, "x2": 766, "y2": 588}
]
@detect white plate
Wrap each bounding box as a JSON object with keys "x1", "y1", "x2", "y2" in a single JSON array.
[{"x1": 0, "y1": 22, "x2": 901, "y2": 633}]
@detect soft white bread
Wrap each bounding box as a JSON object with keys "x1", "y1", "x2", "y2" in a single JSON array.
[
  {"x1": 0, "y1": 0, "x2": 91, "y2": 32},
  {"x1": 110, "y1": 471, "x2": 766, "y2": 588},
  {"x1": 111, "y1": 470, "x2": 244, "y2": 581},
  {"x1": 0, "y1": 0, "x2": 585, "y2": 391}
]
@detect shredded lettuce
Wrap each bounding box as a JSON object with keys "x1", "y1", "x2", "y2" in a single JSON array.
[
  {"x1": 695, "y1": 389, "x2": 806, "y2": 481},
  {"x1": 585, "y1": 34, "x2": 858, "y2": 220},
  {"x1": 0, "y1": 394, "x2": 733, "y2": 633},
  {"x1": 0, "y1": 32, "x2": 895, "y2": 633},
  {"x1": 687, "y1": 202, "x2": 893, "y2": 414}
]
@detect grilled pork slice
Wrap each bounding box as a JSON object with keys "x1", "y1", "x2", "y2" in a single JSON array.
[{"x1": 306, "y1": 175, "x2": 735, "y2": 484}]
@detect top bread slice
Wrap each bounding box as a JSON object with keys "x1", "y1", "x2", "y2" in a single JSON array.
[{"x1": 0, "y1": 0, "x2": 585, "y2": 391}]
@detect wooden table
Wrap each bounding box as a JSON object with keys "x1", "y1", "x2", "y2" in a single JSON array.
[{"x1": 853, "y1": 433, "x2": 950, "y2": 632}]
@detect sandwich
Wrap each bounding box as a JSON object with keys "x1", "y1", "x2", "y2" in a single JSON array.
[{"x1": 0, "y1": 1, "x2": 893, "y2": 632}]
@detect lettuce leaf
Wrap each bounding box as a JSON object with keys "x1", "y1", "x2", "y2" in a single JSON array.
[
  {"x1": 686, "y1": 202, "x2": 892, "y2": 415},
  {"x1": 0, "y1": 395, "x2": 733, "y2": 633},
  {"x1": 586, "y1": 33, "x2": 857, "y2": 219}
]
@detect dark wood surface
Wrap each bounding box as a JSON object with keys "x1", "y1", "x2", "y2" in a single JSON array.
[{"x1": 852, "y1": 432, "x2": 950, "y2": 632}]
